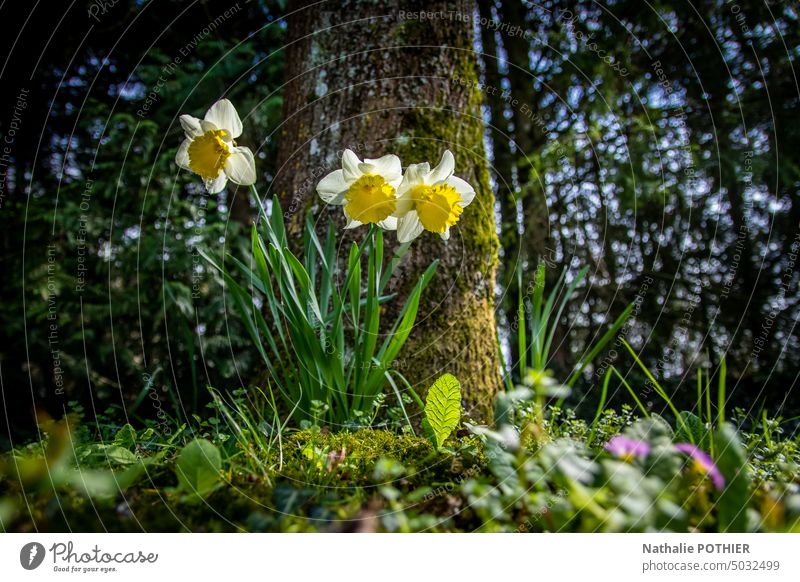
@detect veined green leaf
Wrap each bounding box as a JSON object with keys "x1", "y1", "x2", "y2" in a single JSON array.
[
  {"x1": 424, "y1": 374, "x2": 462, "y2": 449},
  {"x1": 674, "y1": 411, "x2": 708, "y2": 447},
  {"x1": 175, "y1": 439, "x2": 222, "y2": 502}
]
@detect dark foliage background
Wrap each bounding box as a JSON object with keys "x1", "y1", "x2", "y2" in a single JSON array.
[
  {"x1": 0, "y1": 0, "x2": 287, "y2": 444},
  {"x1": 1, "y1": 0, "x2": 798, "y2": 445},
  {"x1": 478, "y1": 0, "x2": 799, "y2": 417}
]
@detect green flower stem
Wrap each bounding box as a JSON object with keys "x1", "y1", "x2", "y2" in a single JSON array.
[{"x1": 250, "y1": 184, "x2": 269, "y2": 225}]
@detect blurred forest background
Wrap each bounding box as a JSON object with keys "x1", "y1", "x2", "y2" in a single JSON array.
[{"x1": 1, "y1": 0, "x2": 798, "y2": 445}]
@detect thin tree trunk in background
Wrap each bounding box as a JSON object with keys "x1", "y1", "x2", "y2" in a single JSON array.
[
  {"x1": 273, "y1": 0, "x2": 502, "y2": 419},
  {"x1": 477, "y1": 0, "x2": 520, "y2": 370},
  {"x1": 498, "y1": 0, "x2": 549, "y2": 270},
  {"x1": 228, "y1": 189, "x2": 252, "y2": 226},
  {"x1": 478, "y1": 0, "x2": 556, "y2": 378},
  {"x1": 478, "y1": 0, "x2": 515, "y2": 247}
]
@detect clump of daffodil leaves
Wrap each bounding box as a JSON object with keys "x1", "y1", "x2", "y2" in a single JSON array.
[{"x1": 177, "y1": 100, "x2": 475, "y2": 429}]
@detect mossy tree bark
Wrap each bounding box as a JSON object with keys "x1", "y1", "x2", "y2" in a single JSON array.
[{"x1": 273, "y1": 0, "x2": 501, "y2": 419}]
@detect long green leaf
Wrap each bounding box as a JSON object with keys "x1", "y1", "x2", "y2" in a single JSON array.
[
  {"x1": 542, "y1": 266, "x2": 588, "y2": 365},
  {"x1": 566, "y1": 302, "x2": 635, "y2": 387}
]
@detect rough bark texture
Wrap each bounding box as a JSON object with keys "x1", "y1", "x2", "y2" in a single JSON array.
[{"x1": 273, "y1": 0, "x2": 501, "y2": 419}]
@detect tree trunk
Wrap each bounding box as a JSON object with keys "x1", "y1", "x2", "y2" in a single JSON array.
[{"x1": 273, "y1": 0, "x2": 502, "y2": 419}]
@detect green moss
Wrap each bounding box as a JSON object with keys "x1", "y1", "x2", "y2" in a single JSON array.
[
  {"x1": 278, "y1": 429, "x2": 434, "y2": 485},
  {"x1": 392, "y1": 20, "x2": 424, "y2": 44}
]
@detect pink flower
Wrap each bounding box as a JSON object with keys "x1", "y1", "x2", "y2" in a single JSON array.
[
  {"x1": 675, "y1": 443, "x2": 725, "y2": 490},
  {"x1": 605, "y1": 436, "x2": 651, "y2": 461}
]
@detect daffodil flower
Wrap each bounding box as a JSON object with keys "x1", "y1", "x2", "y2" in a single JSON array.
[
  {"x1": 175, "y1": 99, "x2": 257, "y2": 193},
  {"x1": 393, "y1": 150, "x2": 475, "y2": 243},
  {"x1": 316, "y1": 149, "x2": 402, "y2": 230}
]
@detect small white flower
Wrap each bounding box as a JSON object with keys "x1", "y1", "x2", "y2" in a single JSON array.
[
  {"x1": 175, "y1": 99, "x2": 256, "y2": 193},
  {"x1": 316, "y1": 149, "x2": 402, "y2": 230},
  {"x1": 393, "y1": 150, "x2": 476, "y2": 243}
]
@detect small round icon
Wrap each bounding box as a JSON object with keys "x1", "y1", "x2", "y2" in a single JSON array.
[{"x1": 20, "y1": 542, "x2": 46, "y2": 570}]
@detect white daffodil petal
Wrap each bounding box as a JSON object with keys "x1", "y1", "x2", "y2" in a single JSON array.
[
  {"x1": 427, "y1": 150, "x2": 455, "y2": 184},
  {"x1": 403, "y1": 162, "x2": 430, "y2": 187},
  {"x1": 225, "y1": 147, "x2": 257, "y2": 186},
  {"x1": 204, "y1": 173, "x2": 228, "y2": 194},
  {"x1": 179, "y1": 115, "x2": 203, "y2": 138},
  {"x1": 342, "y1": 149, "x2": 362, "y2": 182},
  {"x1": 343, "y1": 207, "x2": 363, "y2": 230},
  {"x1": 204, "y1": 99, "x2": 243, "y2": 138},
  {"x1": 358, "y1": 162, "x2": 375, "y2": 175},
  {"x1": 317, "y1": 169, "x2": 349, "y2": 205},
  {"x1": 397, "y1": 211, "x2": 425, "y2": 243},
  {"x1": 378, "y1": 216, "x2": 398, "y2": 231},
  {"x1": 440, "y1": 228, "x2": 451, "y2": 241},
  {"x1": 396, "y1": 162, "x2": 427, "y2": 198},
  {"x1": 364, "y1": 154, "x2": 402, "y2": 181},
  {"x1": 175, "y1": 138, "x2": 192, "y2": 170},
  {"x1": 395, "y1": 189, "x2": 415, "y2": 216},
  {"x1": 200, "y1": 119, "x2": 220, "y2": 134},
  {"x1": 446, "y1": 175, "x2": 476, "y2": 206}
]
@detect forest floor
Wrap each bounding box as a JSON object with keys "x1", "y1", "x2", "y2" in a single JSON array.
[{"x1": 2, "y1": 397, "x2": 799, "y2": 533}]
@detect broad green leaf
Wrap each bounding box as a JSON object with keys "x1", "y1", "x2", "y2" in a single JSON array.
[
  {"x1": 113, "y1": 424, "x2": 137, "y2": 448},
  {"x1": 80, "y1": 444, "x2": 138, "y2": 465},
  {"x1": 104, "y1": 445, "x2": 139, "y2": 465},
  {"x1": 424, "y1": 374, "x2": 462, "y2": 449},
  {"x1": 69, "y1": 469, "x2": 118, "y2": 498},
  {"x1": 674, "y1": 411, "x2": 709, "y2": 447},
  {"x1": 175, "y1": 438, "x2": 222, "y2": 501},
  {"x1": 624, "y1": 414, "x2": 674, "y2": 447}
]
